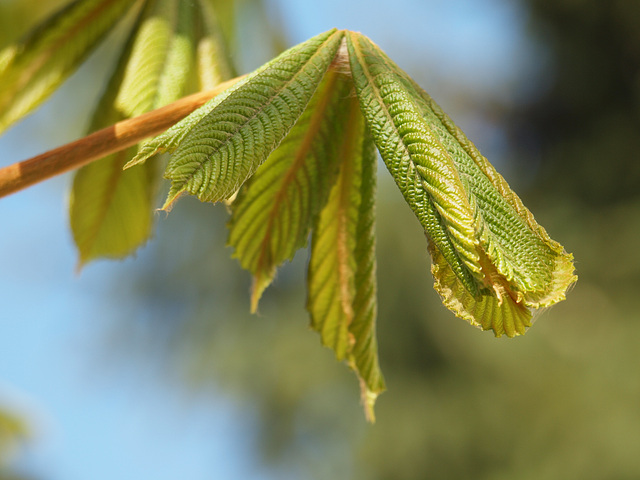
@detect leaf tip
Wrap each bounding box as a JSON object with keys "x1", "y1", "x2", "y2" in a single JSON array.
[
  {"x1": 249, "y1": 288, "x2": 261, "y2": 314},
  {"x1": 123, "y1": 155, "x2": 143, "y2": 170},
  {"x1": 161, "y1": 189, "x2": 184, "y2": 212},
  {"x1": 360, "y1": 380, "x2": 380, "y2": 423},
  {"x1": 125, "y1": 141, "x2": 165, "y2": 170},
  {"x1": 74, "y1": 258, "x2": 87, "y2": 275},
  {"x1": 250, "y1": 271, "x2": 274, "y2": 313}
]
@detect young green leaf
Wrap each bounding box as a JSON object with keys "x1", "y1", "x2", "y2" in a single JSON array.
[
  {"x1": 70, "y1": 6, "x2": 157, "y2": 266},
  {"x1": 0, "y1": 0, "x2": 137, "y2": 134},
  {"x1": 124, "y1": 75, "x2": 248, "y2": 170},
  {"x1": 115, "y1": 0, "x2": 195, "y2": 116},
  {"x1": 347, "y1": 31, "x2": 576, "y2": 337},
  {"x1": 307, "y1": 95, "x2": 384, "y2": 421},
  {"x1": 70, "y1": 147, "x2": 155, "y2": 266},
  {"x1": 389, "y1": 63, "x2": 577, "y2": 310},
  {"x1": 195, "y1": 0, "x2": 235, "y2": 90},
  {"x1": 227, "y1": 70, "x2": 352, "y2": 311},
  {"x1": 154, "y1": 0, "x2": 196, "y2": 108},
  {"x1": 160, "y1": 28, "x2": 345, "y2": 209}
]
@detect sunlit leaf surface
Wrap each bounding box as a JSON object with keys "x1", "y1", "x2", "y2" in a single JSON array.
[
  {"x1": 160, "y1": 29, "x2": 345, "y2": 208},
  {"x1": 115, "y1": 0, "x2": 195, "y2": 117},
  {"x1": 347, "y1": 31, "x2": 576, "y2": 336},
  {"x1": 70, "y1": 0, "x2": 201, "y2": 265}
]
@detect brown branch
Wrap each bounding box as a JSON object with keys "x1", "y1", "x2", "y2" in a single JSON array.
[{"x1": 0, "y1": 75, "x2": 244, "y2": 198}]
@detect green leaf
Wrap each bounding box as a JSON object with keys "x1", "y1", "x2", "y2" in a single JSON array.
[
  {"x1": 0, "y1": 45, "x2": 17, "y2": 74},
  {"x1": 194, "y1": 0, "x2": 235, "y2": 90},
  {"x1": 160, "y1": 28, "x2": 345, "y2": 209},
  {"x1": 307, "y1": 94, "x2": 385, "y2": 421},
  {"x1": 347, "y1": 33, "x2": 480, "y2": 293},
  {"x1": 119, "y1": 0, "x2": 238, "y2": 169},
  {"x1": 115, "y1": 0, "x2": 196, "y2": 116},
  {"x1": 70, "y1": 3, "x2": 156, "y2": 266},
  {"x1": 85, "y1": 0, "x2": 147, "y2": 130},
  {"x1": 71, "y1": 0, "x2": 206, "y2": 265},
  {"x1": 154, "y1": 0, "x2": 196, "y2": 108},
  {"x1": 227, "y1": 70, "x2": 353, "y2": 311},
  {"x1": 0, "y1": 0, "x2": 136, "y2": 134},
  {"x1": 70, "y1": 147, "x2": 155, "y2": 266},
  {"x1": 0, "y1": 407, "x2": 30, "y2": 459},
  {"x1": 124, "y1": 75, "x2": 248, "y2": 169},
  {"x1": 347, "y1": 31, "x2": 576, "y2": 337}
]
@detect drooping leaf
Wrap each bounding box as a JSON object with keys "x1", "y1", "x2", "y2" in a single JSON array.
[
  {"x1": 71, "y1": 0, "x2": 207, "y2": 265},
  {"x1": 307, "y1": 94, "x2": 384, "y2": 421},
  {"x1": 347, "y1": 31, "x2": 576, "y2": 337},
  {"x1": 70, "y1": 6, "x2": 157, "y2": 266},
  {"x1": 195, "y1": 0, "x2": 235, "y2": 90},
  {"x1": 0, "y1": 0, "x2": 137, "y2": 134},
  {"x1": 70, "y1": 147, "x2": 155, "y2": 266},
  {"x1": 115, "y1": 0, "x2": 196, "y2": 116},
  {"x1": 227, "y1": 69, "x2": 352, "y2": 311},
  {"x1": 160, "y1": 28, "x2": 345, "y2": 209},
  {"x1": 153, "y1": 0, "x2": 196, "y2": 108},
  {"x1": 388, "y1": 61, "x2": 577, "y2": 310},
  {"x1": 122, "y1": 0, "x2": 235, "y2": 171}
]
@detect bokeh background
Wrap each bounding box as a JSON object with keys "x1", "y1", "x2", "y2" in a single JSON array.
[{"x1": 2, "y1": 0, "x2": 640, "y2": 479}]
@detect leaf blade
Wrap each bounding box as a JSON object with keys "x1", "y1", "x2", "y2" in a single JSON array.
[
  {"x1": 70, "y1": 146, "x2": 155, "y2": 266},
  {"x1": 347, "y1": 32, "x2": 576, "y2": 336},
  {"x1": 307, "y1": 95, "x2": 385, "y2": 421},
  {"x1": 346, "y1": 32, "x2": 481, "y2": 294},
  {"x1": 227, "y1": 69, "x2": 352, "y2": 310},
  {"x1": 153, "y1": 0, "x2": 196, "y2": 108},
  {"x1": 161, "y1": 29, "x2": 345, "y2": 208},
  {"x1": 0, "y1": 0, "x2": 137, "y2": 134},
  {"x1": 194, "y1": 0, "x2": 235, "y2": 90},
  {"x1": 124, "y1": 75, "x2": 247, "y2": 170},
  {"x1": 115, "y1": 0, "x2": 196, "y2": 117},
  {"x1": 69, "y1": 5, "x2": 157, "y2": 266}
]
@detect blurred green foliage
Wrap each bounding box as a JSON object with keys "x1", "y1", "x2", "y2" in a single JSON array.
[
  {"x1": 0, "y1": 408, "x2": 31, "y2": 480},
  {"x1": 0, "y1": 0, "x2": 67, "y2": 46}
]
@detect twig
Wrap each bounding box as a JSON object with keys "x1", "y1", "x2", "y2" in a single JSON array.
[{"x1": 0, "y1": 76, "x2": 243, "y2": 198}]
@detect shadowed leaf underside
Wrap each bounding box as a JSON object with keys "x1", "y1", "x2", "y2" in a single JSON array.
[
  {"x1": 227, "y1": 69, "x2": 353, "y2": 310},
  {"x1": 70, "y1": 147, "x2": 155, "y2": 265},
  {"x1": 70, "y1": 0, "x2": 212, "y2": 265}
]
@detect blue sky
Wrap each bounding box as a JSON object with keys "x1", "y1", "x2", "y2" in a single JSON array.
[{"x1": 0, "y1": 1, "x2": 538, "y2": 478}]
